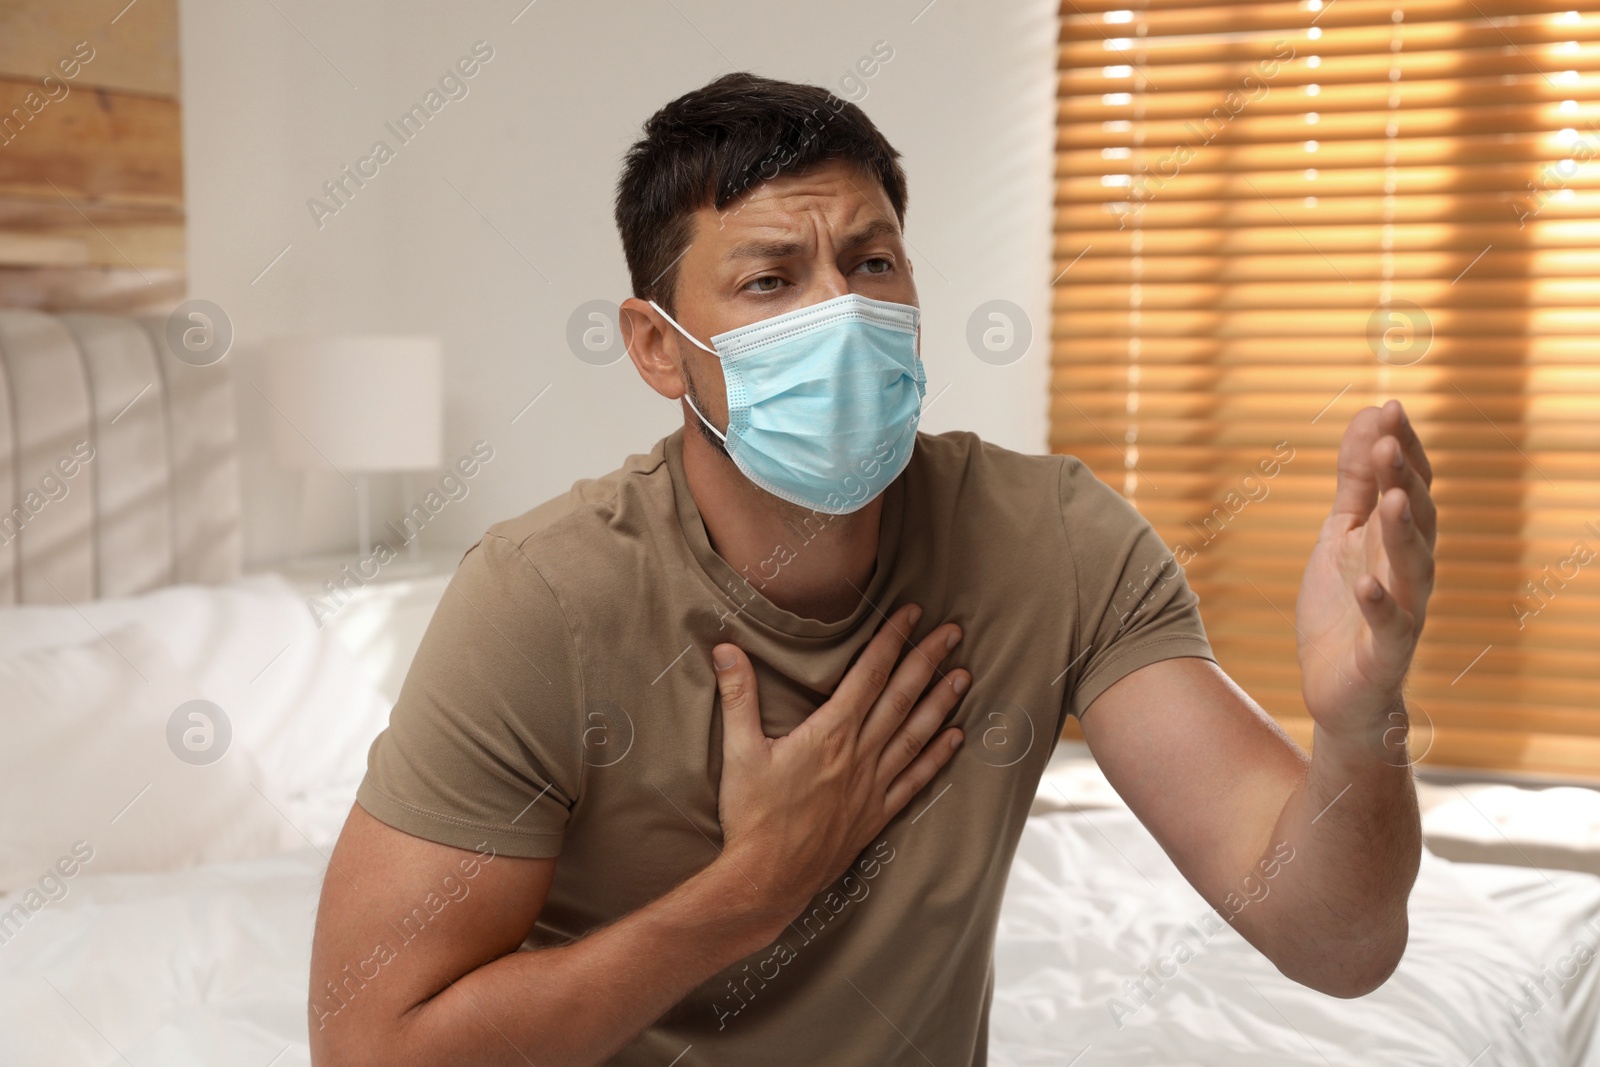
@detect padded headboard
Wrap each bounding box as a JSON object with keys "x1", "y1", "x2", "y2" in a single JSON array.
[{"x1": 0, "y1": 309, "x2": 241, "y2": 606}]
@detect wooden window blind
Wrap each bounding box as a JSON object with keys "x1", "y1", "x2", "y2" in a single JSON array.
[{"x1": 1052, "y1": 0, "x2": 1600, "y2": 778}]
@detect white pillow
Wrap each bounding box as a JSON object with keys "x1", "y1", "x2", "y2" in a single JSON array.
[
  {"x1": 0, "y1": 624, "x2": 303, "y2": 892},
  {"x1": 0, "y1": 574, "x2": 393, "y2": 813}
]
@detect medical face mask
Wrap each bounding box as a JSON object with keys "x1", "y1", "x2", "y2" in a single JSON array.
[{"x1": 648, "y1": 292, "x2": 926, "y2": 516}]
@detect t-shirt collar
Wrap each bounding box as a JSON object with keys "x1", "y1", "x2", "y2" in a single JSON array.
[{"x1": 663, "y1": 426, "x2": 908, "y2": 639}]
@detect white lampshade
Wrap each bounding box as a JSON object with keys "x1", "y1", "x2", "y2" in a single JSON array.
[{"x1": 265, "y1": 335, "x2": 442, "y2": 472}]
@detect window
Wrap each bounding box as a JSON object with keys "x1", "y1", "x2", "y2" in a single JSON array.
[{"x1": 1053, "y1": 0, "x2": 1600, "y2": 777}]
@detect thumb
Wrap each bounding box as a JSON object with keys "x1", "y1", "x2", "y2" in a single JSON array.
[{"x1": 713, "y1": 644, "x2": 765, "y2": 756}]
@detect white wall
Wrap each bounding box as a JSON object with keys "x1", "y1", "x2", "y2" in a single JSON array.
[{"x1": 178, "y1": 0, "x2": 1060, "y2": 567}]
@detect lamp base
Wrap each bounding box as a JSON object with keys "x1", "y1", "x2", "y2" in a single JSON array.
[{"x1": 356, "y1": 473, "x2": 373, "y2": 560}]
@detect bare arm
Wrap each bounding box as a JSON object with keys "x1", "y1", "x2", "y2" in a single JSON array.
[
  {"x1": 1079, "y1": 400, "x2": 1434, "y2": 998},
  {"x1": 1253, "y1": 703, "x2": 1419, "y2": 993},
  {"x1": 309, "y1": 602, "x2": 969, "y2": 1066},
  {"x1": 1079, "y1": 658, "x2": 1419, "y2": 998},
  {"x1": 309, "y1": 804, "x2": 791, "y2": 1067}
]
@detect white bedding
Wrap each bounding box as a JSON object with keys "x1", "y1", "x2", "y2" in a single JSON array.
[
  {"x1": 1, "y1": 849, "x2": 323, "y2": 1067},
  {"x1": 3, "y1": 574, "x2": 1598, "y2": 1064},
  {"x1": 0, "y1": 572, "x2": 393, "y2": 847},
  {"x1": 993, "y1": 809, "x2": 1573, "y2": 1066},
  {"x1": 2, "y1": 812, "x2": 1593, "y2": 1066}
]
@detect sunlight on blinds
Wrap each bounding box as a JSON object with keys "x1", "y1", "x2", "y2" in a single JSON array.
[{"x1": 1052, "y1": 0, "x2": 1600, "y2": 778}]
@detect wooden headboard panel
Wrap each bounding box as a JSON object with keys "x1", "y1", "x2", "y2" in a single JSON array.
[{"x1": 0, "y1": 309, "x2": 241, "y2": 605}]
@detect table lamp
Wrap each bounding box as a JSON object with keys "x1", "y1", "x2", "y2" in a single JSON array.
[{"x1": 265, "y1": 334, "x2": 443, "y2": 560}]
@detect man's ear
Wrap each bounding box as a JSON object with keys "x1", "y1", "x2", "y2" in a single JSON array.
[{"x1": 620, "y1": 298, "x2": 687, "y2": 401}]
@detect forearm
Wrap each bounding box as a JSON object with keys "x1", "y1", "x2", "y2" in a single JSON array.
[
  {"x1": 397, "y1": 855, "x2": 788, "y2": 1067},
  {"x1": 1238, "y1": 701, "x2": 1422, "y2": 997}
]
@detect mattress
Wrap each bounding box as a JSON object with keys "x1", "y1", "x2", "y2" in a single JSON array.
[
  {"x1": 3, "y1": 577, "x2": 1595, "y2": 1064},
  {"x1": 2, "y1": 807, "x2": 1595, "y2": 1066},
  {"x1": 993, "y1": 807, "x2": 1585, "y2": 1066}
]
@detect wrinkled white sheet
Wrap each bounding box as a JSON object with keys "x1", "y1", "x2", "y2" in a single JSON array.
[
  {"x1": 992, "y1": 807, "x2": 1576, "y2": 1066},
  {"x1": 0, "y1": 849, "x2": 322, "y2": 1067},
  {"x1": 1448, "y1": 861, "x2": 1600, "y2": 1067},
  {"x1": 1, "y1": 810, "x2": 1593, "y2": 1066}
]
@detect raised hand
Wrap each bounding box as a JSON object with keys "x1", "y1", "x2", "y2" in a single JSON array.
[{"x1": 1294, "y1": 399, "x2": 1437, "y2": 738}]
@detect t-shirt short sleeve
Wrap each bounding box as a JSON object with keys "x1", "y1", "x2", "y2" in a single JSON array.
[
  {"x1": 1058, "y1": 457, "x2": 1216, "y2": 720},
  {"x1": 355, "y1": 531, "x2": 584, "y2": 858}
]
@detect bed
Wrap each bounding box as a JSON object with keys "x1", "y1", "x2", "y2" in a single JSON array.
[{"x1": 3, "y1": 310, "x2": 1599, "y2": 1066}]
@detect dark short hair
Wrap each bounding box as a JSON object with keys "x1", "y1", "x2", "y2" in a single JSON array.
[{"x1": 613, "y1": 71, "x2": 909, "y2": 317}]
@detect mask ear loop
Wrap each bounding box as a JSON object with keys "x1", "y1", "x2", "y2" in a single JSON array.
[{"x1": 648, "y1": 299, "x2": 728, "y2": 444}]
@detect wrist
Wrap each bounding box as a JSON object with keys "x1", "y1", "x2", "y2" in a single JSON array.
[
  {"x1": 704, "y1": 849, "x2": 799, "y2": 950},
  {"x1": 1312, "y1": 694, "x2": 1415, "y2": 769}
]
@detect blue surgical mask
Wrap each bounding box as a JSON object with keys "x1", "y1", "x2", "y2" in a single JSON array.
[{"x1": 648, "y1": 293, "x2": 926, "y2": 515}]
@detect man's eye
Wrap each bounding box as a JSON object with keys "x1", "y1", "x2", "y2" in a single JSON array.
[
  {"x1": 858, "y1": 257, "x2": 892, "y2": 275},
  {"x1": 745, "y1": 275, "x2": 784, "y2": 293}
]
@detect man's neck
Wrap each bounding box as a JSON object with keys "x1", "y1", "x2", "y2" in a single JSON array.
[{"x1": 681, "y1": 425, "x2": 883, "y2": 624}]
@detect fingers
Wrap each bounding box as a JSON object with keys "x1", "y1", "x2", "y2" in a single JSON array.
[
  {"x1": 1373, "y1": 432, "x2": 1438, "y2": 550},
  {"x1": 1328, "y1": 406, "x2": 1386, "y2": 525},
  {"x1": 857, "y1": 619, "x2": 964, "y2": 752},
  {"x1": 1330, "y1": 401, "x2": 1436, "y2": 539},
  {"x1": 875, "y1": 669, "x2": 970, "y2": 789},
  {"x1": 1375, "y1": 484, "x2": 1434, "y2": 624},
  {"x1": 820, "y1": 603, "x2": 923, "y2": 731},
  {"x1": 1380, "y1": 399, "x2": 1433, "y2": 488},
  {"x1": 712, "y1": 643, "x2": 766, "y2": 759},
  {"x1": 882, "y1": 726, "x2": 964, "y2": 822},
  {"x1": 1354, "y1": 571, "x2": 1418, "y2": 683}
]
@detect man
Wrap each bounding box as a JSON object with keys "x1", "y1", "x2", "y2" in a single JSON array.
[{"x1": 309, "y1": 72, "x2": 1434, "y2": 1066}]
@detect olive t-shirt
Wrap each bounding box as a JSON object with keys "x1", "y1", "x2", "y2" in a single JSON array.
[{"x1": 355, "y1": 425, "x2": 1213, "y2": 1066}]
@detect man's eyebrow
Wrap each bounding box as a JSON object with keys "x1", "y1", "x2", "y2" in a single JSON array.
[
  {"x1": 835, "y1": 217, "x2": 901, "y2": 254},
  {"x1": 725, "y1": 218, "x2": 902, "y2": 262},
  {"x1": 727, "y1": 238, "x2": 805, "y2": 261}
]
